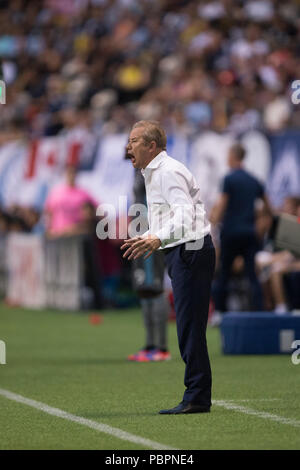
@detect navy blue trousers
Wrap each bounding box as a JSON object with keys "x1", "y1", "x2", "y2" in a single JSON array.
[
  {"x1": 164, "y1": 235, "x2": 216, "y2": 407},
  {"x1": 214, "y1": 233, "x2": 263, "y2": 312}
]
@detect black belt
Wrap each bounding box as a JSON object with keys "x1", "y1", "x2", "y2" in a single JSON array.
[{"x1": 163, "y1": 235, "x2": 209, "y2": 255}]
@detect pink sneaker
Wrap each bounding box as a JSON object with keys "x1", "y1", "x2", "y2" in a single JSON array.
[
  {"x1": 127, "y1": 349, "x2": 151, "y2": 362},
  {"x1": 147, "y1": 350, "x2": 172, "y2": 361}
]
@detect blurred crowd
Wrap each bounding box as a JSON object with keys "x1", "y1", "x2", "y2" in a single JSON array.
[
  {"x1": 1, "y1": 0, "x2": 300, "y2": 313},
  {"x1": 226, "y1": 195, "x2": 300, "y2": 314},
  {"x1": 1, "y1": 0, "x2": 300, "y2": 144},
  {"x1": 1, "y1": 164, "x2": 300, "y2": 313},
  {"x1": 0, "y1": 166, "x2": 127, "y2": 309}
]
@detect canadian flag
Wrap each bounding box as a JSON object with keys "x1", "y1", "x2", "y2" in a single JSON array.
[
  {"x1": 24, "y1": 136, "x2": 83, "y2": 181},
  {"x1": 25, "y1": 138, "x2": 62, "y2": 180},
  {"x1": 66, "y1": 140, "x2": 82, "y2": 167}
]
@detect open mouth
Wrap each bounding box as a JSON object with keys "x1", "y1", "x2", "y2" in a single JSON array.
[
  {"x1": 128, "y1": 153, "x2": 136, "y2": 162},
  {"x1": 125, "y1": 150, "x2": 135, "y2": 161}
]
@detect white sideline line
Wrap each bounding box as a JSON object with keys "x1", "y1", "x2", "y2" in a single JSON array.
[
  {"x1": 213, "y1": 400, "x2": 300, "y2": 428},
  {"x1": 2, "y1": 388, "x2": 300, "y2": 444},
  {"x1": 224, "y1": 399, "x2": 280, "y2": 402},
  {"x1": 0, "y1": 388, "x2": 176, "y2": 450}
]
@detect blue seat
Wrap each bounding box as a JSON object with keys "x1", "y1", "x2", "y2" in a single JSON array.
[{"x1": 220, "y1": 312, "x2": 300, "y2": 354}]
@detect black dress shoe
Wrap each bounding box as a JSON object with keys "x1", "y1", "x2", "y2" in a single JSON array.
[{"x1": 159, "y1": 402, "x2": 210, "y2": 415}]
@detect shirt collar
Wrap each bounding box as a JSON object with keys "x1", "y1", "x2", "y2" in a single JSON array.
[{"x1": 141, "y1": 151, "x2": 167, "y2": 176}]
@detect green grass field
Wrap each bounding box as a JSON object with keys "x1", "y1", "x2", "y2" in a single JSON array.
[{"x1": 0, "y1": 303, "x2": 299, "y2": 450}]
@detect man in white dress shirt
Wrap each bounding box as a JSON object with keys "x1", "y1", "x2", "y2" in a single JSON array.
[{"x1": 121, "y1": 121, "x2": 216, "y2": 414}]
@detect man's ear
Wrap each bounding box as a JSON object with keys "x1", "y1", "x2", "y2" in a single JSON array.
[{"x1": 149, "y1": 141, "x2": 157, "y2": 153}]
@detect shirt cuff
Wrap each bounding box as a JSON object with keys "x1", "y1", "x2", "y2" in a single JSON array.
[{"x1": 154, "y1": 227, "x2": 180, "y2": 249}]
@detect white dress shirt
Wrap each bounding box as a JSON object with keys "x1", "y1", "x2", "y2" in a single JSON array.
[{"x1": 141, "y1": 151, "x2": 211, "y2": 249}]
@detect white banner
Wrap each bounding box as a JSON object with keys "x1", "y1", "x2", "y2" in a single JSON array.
[
  {"x1": 6, "y1": 234, "x2": 46, "y2": 308},
  {"x1": 44, "y1": 236, "x2": 83, "y2": 310},
  {"x1": 0, "y1": 130, "x2": 297, "y2": 213},
  {"x1": 92, "y1": 133, "x2": 135, "y2": 211},
  {"x1": 241, "y1": 130, "x2": 271, "y2": 183},
  {"x1": 0, "y1": 141, "x2": 28, "y2": 207},
  {"x1": 0, "y1": 130, "x2": 98, "y2": 209},
  {"x1": 189, "y1": 131, "x2": 234, "y2": 213},
  {"x1": 5, "y1": 234, "x2": 86, "y2": 310}
]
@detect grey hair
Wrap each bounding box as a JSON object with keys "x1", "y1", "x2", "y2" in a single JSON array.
[{"x1": 132, "y1": 120, "x2": 167, "y2": 150}]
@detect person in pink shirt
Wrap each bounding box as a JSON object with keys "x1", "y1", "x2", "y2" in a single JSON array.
[{"x1": 45, "y1": 165, "x2": 97, "y2": 237}]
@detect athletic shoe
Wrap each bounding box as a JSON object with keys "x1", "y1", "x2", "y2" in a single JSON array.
[
  {"x1": 127, "y1": 349, "x2": 153, "y2": 362},
  {"x1": 147, "y1": 350, "x2": 171, "y2": 361}
]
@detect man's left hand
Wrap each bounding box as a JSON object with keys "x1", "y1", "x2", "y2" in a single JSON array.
[{"x1": 121, "y1": 235, "x2": 161, "y2": 260}]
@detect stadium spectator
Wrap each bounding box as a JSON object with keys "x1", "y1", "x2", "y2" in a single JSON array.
[
  {"x1": 0, "y1": 0, "x2": 300, "y2": 136},
  {"x1": 9, "y1": 215, "x2": 29, "y2": 233},
  {"x1": 75, "y1": 200, "x2": 125, "y2": 309},
  {"x1": 210, "y1": 143, "x2": 272, "y2": 325},
  {"x1": 0, "y1": 210, "x2": 11, "y2": 235},
  {"x1": 44, "y1": 165, "x2": 104, "y2": 307},
  {"x1": 1, "y1": 0, "x2": 300, "y2": 316},
  {"x1": 22, "y1": 207, "x2": 45, "y2": 234},
  {"x1": 256, "y1": 195, "x2": 300, "y2": 313},
  {"x1": 76, "y1": 201, "x2": 104, "y2": 309},
  {"x1": 0, "y1": 205, "x2": 45, "y2": 235},
  {"x1": 44, "y1": 164, "x2": 97, "y2": 237}
]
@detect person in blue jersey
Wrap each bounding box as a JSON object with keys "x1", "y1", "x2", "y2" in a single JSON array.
[
  {"x1": 122, "y1": 120, "x2": 215, "y2": 415},
  {"x1": 210, "y1": 143, "x2": 273, "y2": 324}
]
